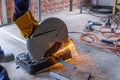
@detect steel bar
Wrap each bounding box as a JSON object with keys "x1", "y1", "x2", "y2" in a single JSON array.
[
  {"x1": 38, "y1": 0, "x2": 41, "y2": 20},
  {"x1": 70, "y1": 0, "x2": 73, "y2": 11},
  {"x1": 1, "y1": 0, "x2": 8, "y2": 24},
  {"x1": 50, "y1": 72, "x2": 69, "y2": 80},
  {"x1": 80, "y1": 0, "x2": 82, "y2": 13},
  {"x1": 57, "y1": 59, "x2": 76, "y2": 70}
]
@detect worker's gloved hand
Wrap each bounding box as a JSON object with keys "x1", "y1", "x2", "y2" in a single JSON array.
[
  {"x1": 14, "y1": 0, "x2": 29, "y2": 18},
  {"x1": 0, "y1": 47, "x2": 15, "y2": 63}
]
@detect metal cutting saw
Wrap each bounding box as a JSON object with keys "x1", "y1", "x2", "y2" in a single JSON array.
[{"x1": 16, "y1": 17, "x2": 75, "y2": 74}]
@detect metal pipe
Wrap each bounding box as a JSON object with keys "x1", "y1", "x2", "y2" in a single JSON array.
[
  {"x1": 96, "y1": 0, "x2": 99, "y2": 5},
  {"x1": 80, "y1": 0, "x2": 83, "y2": 13},
  {"x1": 38, "y1": 0, "x2": 41, "y2": 21},
  {"x1": 50, "y1": 71, "x2": 69, "y2": 80},
  {"x1": 1, "y1": 0, "x2": 8, "y2": 24},
  {"x1": 57, "y1": 59, "x2": 76, "y2": 70},
  {"x1": 70, "y1": 0, "x2": 73, "y2": 11}
]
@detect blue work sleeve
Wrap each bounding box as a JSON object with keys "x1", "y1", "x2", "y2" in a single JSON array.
[
  {"x1": 0, "y1": 65, "x2": 10, "y2": 80},
  {"x1": 14, "y1": 0, "x2": 30, "y2": 19}
]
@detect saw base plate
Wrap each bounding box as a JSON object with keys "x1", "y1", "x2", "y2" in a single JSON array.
[{"x1": 16, "y1": 48, "x2": 72, "y2": 75}]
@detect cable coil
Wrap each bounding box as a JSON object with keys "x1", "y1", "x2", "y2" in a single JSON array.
[{"x1": 80, "y1": 32, "x2": 120, "y2": 57}]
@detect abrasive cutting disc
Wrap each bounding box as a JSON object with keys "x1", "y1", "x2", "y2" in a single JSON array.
[{"x1": 26, "y1": 17, "x2": 68, "y2": 61}]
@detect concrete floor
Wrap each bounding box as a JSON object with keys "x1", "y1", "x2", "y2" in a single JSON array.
[{"x1": 0, "y1": 8, "x2": 120, "y2": 80}]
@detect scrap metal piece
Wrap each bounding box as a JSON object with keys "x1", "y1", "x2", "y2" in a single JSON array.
[
  {"x1": 50, "y1": 71, "x2": 69, "y2": 80},
  {"x1": 57, "y1": 59, "x2": 76, "y2": 70}
]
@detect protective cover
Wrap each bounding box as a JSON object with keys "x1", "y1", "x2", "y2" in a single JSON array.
[{"x1": 26, "y1": 17, "x2": 68, "y2": 61}]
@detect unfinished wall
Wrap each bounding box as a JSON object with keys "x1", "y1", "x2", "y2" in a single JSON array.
[
  {"x1": 40, "y1": 0, "x2": 80, "y2": 12},
  {"x1": 6, "y1": 0, "x2": 14, "y2": 23},
  {"x1": 30, "y1": 0, "x2": 80, "y2": 19},
  {"x1": 30, "y1": 0, "x2": 38, "y2": 19},
  {"x1": 82, "y1": 0, "x2": 91, "y2": 7},
  {"x1": 1, "y1": 0, "x2": 80, "y2": 23}
]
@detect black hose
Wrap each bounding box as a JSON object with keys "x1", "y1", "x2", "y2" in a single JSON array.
[{"x1": 90, "y1": 5, "x2": 114, "y2": 14}]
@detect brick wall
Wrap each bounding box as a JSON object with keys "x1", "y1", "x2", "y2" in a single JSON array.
[
  {"x1": 6, "y1": 0, "x2": 14, "y2": 23},
  {"x1": 1, "y1": 0, "x2": 80, "y2": 23},
  {"x1": 30, "y1": 0, "x2": 38, "y2": 19},
  {"x1": 82, "y1": 0, "x2": 91, "y2": 7},
  {"x1": 41, "y1": 0, "x2": 80, "y2": 12},
  {"x1": 31, "y1": 0, "x2": 80, "y2": 19}
]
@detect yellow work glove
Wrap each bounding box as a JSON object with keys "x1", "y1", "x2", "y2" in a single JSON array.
[{"x1": 14, "y1": 10, "x2": 38, "y2": 38}]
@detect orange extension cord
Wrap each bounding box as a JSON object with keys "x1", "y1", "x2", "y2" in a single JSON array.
[
  {"x1": 80, "y1": 32, "x2": 120, "y2": 57},
  {"x1": 99, "y1": 25, "x2": 120, "y2": 38}
]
